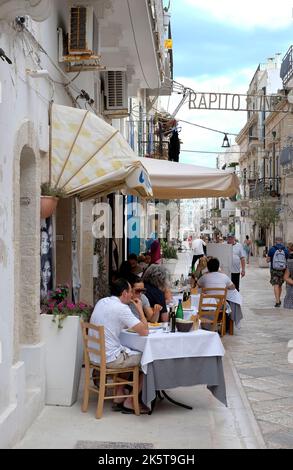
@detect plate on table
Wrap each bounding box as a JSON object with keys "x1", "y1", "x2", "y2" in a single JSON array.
[{"x1": 148, "y1": 322, "x2": 162, "y2": 330}]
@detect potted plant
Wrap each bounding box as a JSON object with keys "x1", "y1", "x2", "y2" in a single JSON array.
[
  {"x1": 161, "y1": 240, "x2": 178, "y2": 277},
  {"x1": 40, "y1": 285, "x2": 93, "y2": 406},
  {"x1": 40, "y1": 182, "x2": 66, "y2": 219}
]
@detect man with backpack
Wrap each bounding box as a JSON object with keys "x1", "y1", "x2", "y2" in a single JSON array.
[{"x1": 267, "y1": 237, "x2": 289, "y2": 307}]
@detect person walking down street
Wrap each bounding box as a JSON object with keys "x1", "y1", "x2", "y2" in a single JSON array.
[
  {"x1": 227, "y1": 233, "x2": 246, "y2": 291},
  {"x1": 284, "y1": 243, "x2": 293, "y2": 309},
  {"x1": 191, "y1": 234, "x2": 206, "y2": 271},
  {"x1": 243, "y1": 235, "x2": 252, "y2": 264},
  {"x1": 267, "y1": 237, "x2": 289, "y2": 308}
]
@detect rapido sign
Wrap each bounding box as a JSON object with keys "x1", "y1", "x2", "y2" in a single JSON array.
[{"x1": 189, "y1": 91, "x2": 289, "y2": 112}]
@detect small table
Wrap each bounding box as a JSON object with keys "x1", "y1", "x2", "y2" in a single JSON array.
[{"x1": 120, "y1": 329, "x2": 227, "y2": 409}]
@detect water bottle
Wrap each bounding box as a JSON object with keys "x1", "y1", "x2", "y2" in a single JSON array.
[{"x1": 176, "y1": 299, "x2": 184, "y2": 320}]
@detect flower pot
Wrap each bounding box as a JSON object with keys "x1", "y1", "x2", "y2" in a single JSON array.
[
  {"x1": 40, "y1": 196, "x2": 59, "y2": 219},
  {"x1": 40, "y1": 314, "x2": 83, "y2": 406}
]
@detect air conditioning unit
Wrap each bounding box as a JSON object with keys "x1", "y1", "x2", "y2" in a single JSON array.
[
  {"x1": 69, "y1": 5, "x2": 94, "y2": 55},
  {"x1": 104, "y1": 70, "x2": 128, "y2": 112}
]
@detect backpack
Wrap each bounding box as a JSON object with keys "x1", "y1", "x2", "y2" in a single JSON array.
[{"x1": 272, "y1": 248, "x2": 287, "y2": 270}]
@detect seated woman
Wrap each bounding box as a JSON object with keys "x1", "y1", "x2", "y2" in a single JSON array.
[
  {"x1": 193, "y1": 256, "x2": 208, "y2": 281},
  {"x1": 142, "y1": 264, "x2": 169, "y2": 322},
  {"x1": 128, "y1": 276, "x2": 162, "y2": 322}
]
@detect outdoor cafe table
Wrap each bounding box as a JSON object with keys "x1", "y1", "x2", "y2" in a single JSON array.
[{"x1": 120, "y1": 328, "x2": 227, "y2": 409}]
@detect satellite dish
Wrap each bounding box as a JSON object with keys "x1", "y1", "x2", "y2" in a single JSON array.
[{"x1": 287, "y1": 90, "x2": 293, "y2": 104}]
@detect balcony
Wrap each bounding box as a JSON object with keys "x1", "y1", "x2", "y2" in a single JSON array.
[
  {"x1": 280, "y1": 45, "x2": 293, "y2": 87},
  {"x1": 99, "y1": 0, "x2": 171, "y2": 93},
  {"x1": 248, "y1": 178, "x2": 281, "y2": 199}
]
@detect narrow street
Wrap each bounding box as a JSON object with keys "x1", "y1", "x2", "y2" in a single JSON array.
[
  {"x1": 225, "y1": 260, "x2": 293, "y2": 449},
  {"x1": 15, "y1": 260, "x2": 293, "y2": 449}
]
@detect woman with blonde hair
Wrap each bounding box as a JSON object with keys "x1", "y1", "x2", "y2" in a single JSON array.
[{"x1": 142, "y1": 264, "x2": 169, "y2": 322}]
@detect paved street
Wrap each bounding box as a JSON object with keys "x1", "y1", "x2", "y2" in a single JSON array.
[
  {"x1": 14, "y1": 259, "x2": 293, "y2": 449},
  {"x1": 225, "y1": 260, "x2": 293, "y2": 449}
]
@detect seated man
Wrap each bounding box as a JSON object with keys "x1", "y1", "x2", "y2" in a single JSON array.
[
  {"x1": 197, "y1": 257, "x2": 242, "y2": 331},
  {"x1": 197, "y1": 257, "x2": 235, "y2": 292},
  {"x1": 89, "y1": 278, "x2": 149, "y2": 413}
]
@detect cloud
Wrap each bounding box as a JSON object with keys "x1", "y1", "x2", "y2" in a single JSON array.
[
  {"x1": 182, "y1": 0, "x2": 293, "y2": 30},
  {"x1": 161, "y1": 69, "x2": 253, "y2": 166}
]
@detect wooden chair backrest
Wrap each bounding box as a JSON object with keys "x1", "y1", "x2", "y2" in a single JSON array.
[
  {"x1": 80, "y1": 321, "x2": 106, "y2": 368},
  {"x1": 198, "y1": 288, "x2": 227, "y2": 330},
  {"x1": 201, "y1": 287, "x2": 227, "y2": 298}
]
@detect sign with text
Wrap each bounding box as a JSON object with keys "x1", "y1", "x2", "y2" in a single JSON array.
[{"x1": 189, "y1": 91, "x2": 289, "y2": 112}]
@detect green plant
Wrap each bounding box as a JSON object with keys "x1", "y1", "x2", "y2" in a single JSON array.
[
  {"x1": 161, "y1": 240, "x2": 178, "y2": 259},
  {"x1": 41, "y1": 182, "x2": 66, "y2": 198},
  {"x1": 251, "y1": 198, "x2": 279, "y2": 231},
  {"x1": 41, "y1": 284, "x2": 93, "y2": 329}
]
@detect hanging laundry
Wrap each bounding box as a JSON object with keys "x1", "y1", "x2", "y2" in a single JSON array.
[{"x1": 168, "y1": 130, "x2": 180, "y2": 162}]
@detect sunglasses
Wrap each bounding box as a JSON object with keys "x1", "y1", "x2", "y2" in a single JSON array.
[{"x1": 134, "y1": 288, "x2": 146, "y2": 294}]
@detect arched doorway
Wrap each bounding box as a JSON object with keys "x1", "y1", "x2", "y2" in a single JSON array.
[
  {"x1": 13, "y1": 121, "x2": 41, "y2": 362},
  {"x1": 19, "y1": 145, "x2": 40, "y2": 345}
]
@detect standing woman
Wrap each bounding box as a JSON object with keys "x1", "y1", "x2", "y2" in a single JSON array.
[
  {"x1": 150, "y1": 239, "x2": 161, "y2": 264},
  {"x1": 243, "y1": 235, "x2": 252, "y2": 264}
]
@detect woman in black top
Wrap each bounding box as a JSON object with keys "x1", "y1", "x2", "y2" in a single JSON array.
[{"x1": 142, "y1": 264, "x2": 169, "y2": 322}]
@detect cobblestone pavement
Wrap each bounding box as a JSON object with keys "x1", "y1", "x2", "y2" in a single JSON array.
[{"x1": 223, "y1": 260, "x2": 293, "y2": 449}]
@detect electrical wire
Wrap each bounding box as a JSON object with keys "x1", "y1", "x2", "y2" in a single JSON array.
[{"x1": 178, "y1": 119, "x2": 238, "y2": 136}]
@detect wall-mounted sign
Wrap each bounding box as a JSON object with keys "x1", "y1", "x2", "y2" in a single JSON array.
[
  {"x1": 164, "y1": 39, "x2": 173, "y2": 49},
  {"x1": 189, "y1": 91, "x2": 289, "y2": 112}
]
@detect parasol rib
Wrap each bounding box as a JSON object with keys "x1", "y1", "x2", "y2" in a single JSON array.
[
  {"x1": 59, "y1": 128, "x2": 120, "y2": 190},
  {"x1": 54, "y1": 110, "x2": 90, "y2": 188}
]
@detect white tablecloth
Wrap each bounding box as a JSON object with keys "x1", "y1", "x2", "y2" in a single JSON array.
[{"x1": 120, "y1": 329, "x2": 225, "y2": 374}]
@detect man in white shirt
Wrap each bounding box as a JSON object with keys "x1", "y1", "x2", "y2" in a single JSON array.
[
  {"x1": 191, "y1": 235, "x2": 206, "y2": 271},
  {"x1": 227, "y1": 233, "x2": 246, "y2": 291},
  {"x1": 197, "y1": 258, "x2": 235, "y2": 292},
  {"x1": 90, "y1": 279, "x2": 149, "y2": 413}
]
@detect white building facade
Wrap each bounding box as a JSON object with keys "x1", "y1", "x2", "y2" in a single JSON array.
[{"x1": 0, "y1": 0, "x2": 171, "y2": 447}]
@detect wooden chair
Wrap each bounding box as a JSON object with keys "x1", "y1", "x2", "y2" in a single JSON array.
[
  {"x1": 198, "y1": 288, "x2": 227, "y2": 337},
  {"x1": 80, "y1": 321, "x2": 140, "y2": 419}
]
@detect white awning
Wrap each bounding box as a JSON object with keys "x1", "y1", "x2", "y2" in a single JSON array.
[
  {"x1": 50, "y1": 104, "x2": 152, "y2": 200},
  {"x1": 140, "y1": 157, "x2": 239, "y2": 199}
]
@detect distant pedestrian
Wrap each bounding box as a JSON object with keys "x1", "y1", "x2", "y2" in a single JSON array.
[
  {"x1": 243, "y1": 235, "x2": 252, "y2": 264},
  {"x1": 191, "y1": 234, "x2": 206, "y2": 271},
  {"x1": 227, "y1": 233, "x2": 246, "y2": 291},
  {"x1": 267, "y1": 237, "x2": 289, "y2": 307}
]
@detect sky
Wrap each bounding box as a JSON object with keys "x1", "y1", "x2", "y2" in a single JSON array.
[{"x1": 163, "y1": 0, "x2": 293, "y2": 168}]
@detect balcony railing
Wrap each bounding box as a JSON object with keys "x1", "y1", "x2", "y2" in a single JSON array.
[
  {"x1": 280, "y1": 45, "x2": 293, "y2": 85},
  {"x1": 248, "y1": 177, "x2": 281, "y2": 199}
]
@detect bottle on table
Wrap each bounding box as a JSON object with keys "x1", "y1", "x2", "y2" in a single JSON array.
[
  {"x1": 170, "y1": 306, "x2": 176, "y2": 333},
  {"x1": 176, "y1": 299, "x2": 184, "y2": 320}
]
